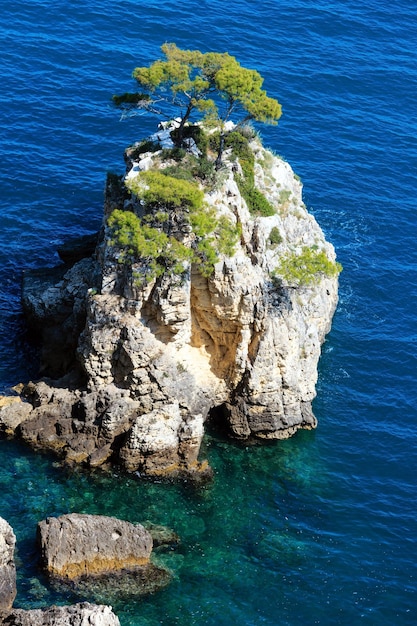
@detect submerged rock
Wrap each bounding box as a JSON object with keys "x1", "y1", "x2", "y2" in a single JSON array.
[
  {"x1": 51, "y1": 563, "x2": 172, "y2": 603},
  {"x1": 1, "y1": 126, "x2": 340, "y2": 478},
  {"x1": 143, "y1": 522, "x2": 181, "y2": 549}
]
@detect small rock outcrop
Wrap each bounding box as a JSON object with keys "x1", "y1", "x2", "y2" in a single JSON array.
[
  {"x1": 37, "y1": 514, "x2": 152, "y2": 580},
  {"x1": 36, "y1": 514, "x2": 172, "y2": 598},
  {"x1": 0, "y1": 517, "x2": 16, "y2": 618},
  {"x1": 0, "y1": 125, "x2": 340, "y2": 479},
  {"x1": 3, "y1": 603, "x2": 120, "y2": 626}
]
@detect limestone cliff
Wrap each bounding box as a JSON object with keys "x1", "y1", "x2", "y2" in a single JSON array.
[{"x1": 0, "y1": 126, "x2": 340, "y2": 479}]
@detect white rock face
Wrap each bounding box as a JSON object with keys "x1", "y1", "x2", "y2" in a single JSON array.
[
  {"x1": 79, "y1": 136, "x2": 339, "y2": 458},
  {"x1": 119, "y1": 402, "x2": 204, "y2": 473}
]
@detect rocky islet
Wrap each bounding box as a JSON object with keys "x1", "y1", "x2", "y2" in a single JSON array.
[{"x1": 0, "y1": 125, "x2": 340, "y2": 481}]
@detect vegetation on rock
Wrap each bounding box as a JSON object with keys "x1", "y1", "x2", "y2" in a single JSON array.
[
  {"x1": 212, "y1": 129, "x2": 276, "y2": 216},
  {"x1": 108, "y1": 127, "x2": 341, "y2": 289},
  {"x1": 268, "y1": 226, "x2": 283, "y2": 247},
  {"x1": 125, "y1": 170, "x2": 204, "y2": 212},
  {"x1": 108, "y1": 209, "x2": 190, "y2": 279},
  {"x1": 273, "y1": 246, "x2": 342, "y2": 287},
  {"x1": 108, "y1": 169, "x2": 240, "y2": 280}
]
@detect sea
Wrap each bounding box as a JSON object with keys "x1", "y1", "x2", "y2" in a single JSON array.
[{"x1": 0, "y1": 1, "x2": 416, "y2": 624}]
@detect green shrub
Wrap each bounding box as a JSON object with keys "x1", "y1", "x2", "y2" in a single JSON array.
[
  {"x1": 268, "y1": 226, "x2": 282, "y2": 247},
  {"x1": 127, "y1": 140, "x2": 161, "y2": 161},
  {"x1": 160, "y1": 146, "x2": 187, "y2": 162},
  {"x1": 192, "y1": 157, "x2": 216, "y2": 184},
  {"x1": 195, "y1": 238, "x2": 220, "y2": 277},
  {"x1": 162, "y1": 154, "x2": 216, "y2": 187},
  {"x1": 126, "y1": 170, "x2": 204, "y2": 212},
  {"x1": 190, "y1": 205, "x2": 217, "y2": 238},
  {"x1": 225, "y1": 131, "x2": 255, "y2": 182},
  {"x1": 162, "y1": 162, "x2": 196, "y2": 183},
  {"x1": 108, "y1": 209, "x2": 193, "y2": 281},
  {"x1": 238, "y1": 180, "x2": 275, "y2": 217},
  {"x1": 217, "y1": 216, "x2": 242, "y2": 256},
  {"x1": 171, "y1": 124, "x2": 210, "y2": 156},
  {"x1": 273, "y1": 246, "x2": 342, "y2": 287},
  {"x1": 108, "y1": 209, "x2": 167, "y2": 259}
]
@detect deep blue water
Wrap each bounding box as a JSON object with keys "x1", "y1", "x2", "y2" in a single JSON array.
[{"x1": 1, "y1": 1, "x2": 416, "y2": 624}]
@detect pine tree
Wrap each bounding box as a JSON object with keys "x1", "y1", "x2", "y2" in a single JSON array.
[{"x1": 113, "y1": 43, "x2": 282, "y2": 164}]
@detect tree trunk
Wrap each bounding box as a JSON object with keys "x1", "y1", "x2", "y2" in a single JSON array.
[
  {"x1": 215, "y1": 131, "x2": 225, "y2": 170},
  {"x1": 177, "y1": 100, "x2": 194, "y2": 145}
]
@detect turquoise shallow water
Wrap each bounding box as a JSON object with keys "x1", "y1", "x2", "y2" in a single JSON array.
[{"x1": 1, "y1": 0, "x2": 416, "y2": 624}]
